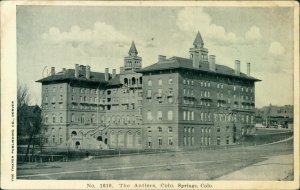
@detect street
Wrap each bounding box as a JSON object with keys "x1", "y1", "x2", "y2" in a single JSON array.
[{"x1": 17, "y1": 140, "x2": 293, "y2": 180}]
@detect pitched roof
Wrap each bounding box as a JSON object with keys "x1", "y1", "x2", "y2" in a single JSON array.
[
  {"x1": 138, "y1": 56, "x2": 260, "y2": 81},
  {"x1": 36, "y1": 69, "x2": 107, "y2": 83},
  {"x1": 107, "y1": 74, "x2": 122, "y2": 86},
  {"x1": 193, "y1": 31, "x2": 204, "y2": 48},
  {"x1": 128, "y1": 41, "x2": 138, "y2": 55}
]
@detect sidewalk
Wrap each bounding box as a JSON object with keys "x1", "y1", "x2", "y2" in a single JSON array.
[{"x1": 217, "y1": 154, "x2": 293, "y2": 180}]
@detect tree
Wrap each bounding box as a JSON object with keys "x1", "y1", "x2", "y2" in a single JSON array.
[{"x1": 17, "y1": 85, "x2": 42, "y2": 160}]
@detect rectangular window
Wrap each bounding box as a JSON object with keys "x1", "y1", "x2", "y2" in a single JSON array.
[
  {"x1": 167, "y1": 111, "x2": 173, "y2": 120},
  {"x1": 158, "y1": 137, "x2": 162, "y2": 146},
  {"x1": 187, "y1": 111, "x2": 190, "y2": 121},
  {"x1": 168, "y1": 126, "x2": 173, "y2": 132},
  {"x1": 147, "y1": 90, "x2": 152, "y2": 98},
  {"x1": 157, "y1": 111, "x2": 163, "y2": 120},
  {"x1": 183, "y1": 111, "x2": 186, "y2": 120},
  {"x1": 157, "y1": 89, "x2": 162, "y2": 97},
  {"x1": 217, "y1": 136, "x2": 221, "y2": 145},
  {"x1": 191, "y1": 111, "x2": 194, "y2": 120},
  {"x1": 168, "y1": 137, "x2": 173, "y2": 145}
]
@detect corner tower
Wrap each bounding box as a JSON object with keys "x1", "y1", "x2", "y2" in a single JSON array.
[
  {"x1": 189, "y1": 31, "x2": 209, "y2": 68},
  {"x1": 124, "y1": 41, "x2": 142, "y2": 72}
]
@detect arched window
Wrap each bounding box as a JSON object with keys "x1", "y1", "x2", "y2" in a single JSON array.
[
  {"x1": 148, "y1": 80, "x2": 152, "y2": 86},
  {"x1": 132, "y1": 77, "x2": 136, "y2": 85},
  {"x1": 124, "y1": 78, "x2": 128, "y2": 85},
  {"x1": 97, "y1": 136, "x2": 102, "y2": 141},
  {"x1": 158, "y1": 79, "x2": 162, "y2": 86},
  {"x1": 52, "y1": 114, "x2": 56, "y2": 123},
  {"x1": 71, "y1": 131, "x2": 77, "y2": 136},
  {"x1": 45, "y1": 115, "x2": 48, "y2": 123},
  {"x1": 168, "y1": 78, "x2": 173, "y2": 84},
  {"x1": 59, "y1": 113, "x2": 63, "y2": 123},
  {"x1": 81, "y1": 114, "x2": 85, "y2": 124}
]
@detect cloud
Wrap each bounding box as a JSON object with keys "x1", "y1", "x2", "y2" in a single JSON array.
[
  {"x1": 269, "y1": 41, "x2": 285, "y2": 55},
  {"x1": 245, "y1": 26, "x2": 262, "y2": 42},
  {"x1": 176, "y1": 8, "x2": 262, "y2": 46},
  {"x1": 42, "y1": 22, "x2": 130, "y2": 48}
]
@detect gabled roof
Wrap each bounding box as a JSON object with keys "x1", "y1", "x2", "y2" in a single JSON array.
[
  {"x1": 128, "y1": 41, "x2": 138, "y2": 55},
  {"x1": 193, "y1": 31, "x2": 204, "y2": 48},
  {"x1": 138, "y1": 56, "x2": 260, "y2": 81},
  {"x1": 36, "y1": 69, "x2": 107, "y2": 83}
]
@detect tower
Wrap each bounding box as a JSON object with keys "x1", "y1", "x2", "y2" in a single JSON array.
[
  {"x1": 189, "y1": 31, "x2": 209, "y2": 68},
  {"x1": 124, "y1": 41, "x2": 142, "y2": 72}
]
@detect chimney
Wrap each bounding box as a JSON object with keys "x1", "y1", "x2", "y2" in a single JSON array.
[
  {"x1": 75, "y1": 64, "x2": 79, "y2": 78},
  {"x1": 112, "y1": 69, "x2": 116, "y2": 79},
  {"x1": 192, "y1": 52, "x2": 200, "y2": 68},
  {"x1": 105, "y1": 68, "x2": 109, "y2": 81},
  {"x1": 86, "y1": 65, "x2": 91, "y2": 79},
  {"x1": 235, "y1": 60, "x2": 240, "y2": 75},
  {"x1": 51, "y1": 67, "x2": 55, "y2": 76},
  {"x1": 120, "y1": 66, "x2": 124, "y2": 74},
  {"x1": 158, "y1": 55, "x2": 166, "y2": 62},
  {"x1": 209, "y1": 55, "x2": 216, "y2": 72},
  {"x1": 247, "y1": 62, "x2": 251, "y2": 76}
]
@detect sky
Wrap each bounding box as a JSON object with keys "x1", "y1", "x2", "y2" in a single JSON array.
[{"x1": 17, "y1": 5, "x2": 294, "y2": 108}]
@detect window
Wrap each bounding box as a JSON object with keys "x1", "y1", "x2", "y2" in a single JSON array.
[
  {"x1": 167, "y1": 111, "x2": 173, "y2": 120},
  {"x1": 168, "y1": 88, "x2": 173, "y2": 96},
  {"x1": 45, "y1": 115, "x2": 48, "y2": 123},
  {"x1": 147, "y1": 111, "x2": 152, "y2": 120},
  {"x1": 158, "y1": 127, "x2": 162, "y2": 132},
  {"x1": 60, "y1": 114, "x2": 63, "y2": 123},
  {"x1": 52, "y1": 115, "x2": 56, "y2": 123},
  {"x1": 81, "y1": 114, "x2": 85, "y2": 124},
  {"x1": 147, "y1": 89, "x2": 152, "y2": 98},
  {"x1": 183, "y1": 79, "x2": 186, "y2": 84},
  {"x1": 187, "y1": 80, "x2": 190, "y2": 85},
  {"x1": 217, "y1": 136, "x2": 221, "y2": 145},
  {"x1": 168, "y1": 78, "x2": 173, "y2": 84},
  {"x1": 53, "y1": 87, "x2": 56, "y2": 93},
  {"x1": 148, "y1": 137, "x2": 152, "y2": 148},
  {"x1": 157, "y1": 111, "x2": 163, "y2": 120},
  {"x1": 168, "y1": 137, "x2": 173, "y2": 145},
  {"x1": 148, "y1": 80, "x2": 152, "y2": 86},
  {"x1": 183, "y1": 111, "x2": 186, "y2": 120},
  {"x1": 147, "y1": 127, "x2": 152, "y2": 132},
  {"x1": 91, "y1": 115, "x2": 95, "y2": 123},
  {"x1": 191, "y1": 111, "x2": 194, "y2": 120},
  {"x1": 191, "y1": 80, "x2": 194, "y2": 85},
  {"x1": 187, "y1": 111, "x2": 190, "y2": 120},
  {"x1": 45, "y1": 96, "x2": 48, "y2": 102},
  {"x1": 52, "y1": 135, "x2": 56, "y2": 144},
  {"x1": 158, "y1": 89, "x2": 162, "y2": 97},
  {"x1": 183, "y1": 88, "x2": 186, "y2": 94},
  {"x1": 71, "y1": 113, "x2": 75, "y2": 122},
  {"x1": 226, "y1": 136, "x2": 230, "y2": 144},
  {"x1": 217, "y1": 127, "x2": 220, "y2": 132},
  {"x1": 158, "y1": 137, "x2": 162, "y2": 146},
  {"x1": 52, "y1": 96, "x2": 56, "y2": 102},
  {"x1": 158, "y1": 79, "x2": 162, "y2": 86},
  {"x1": 81, "y1": 88, "x2": 84, "y2": 93},
  {"x1": 168, "y1": 126, "x2": 173, "y2": 132},
  {"x1": 233, "y1": 86, "x2": 236, "y2": 91}
]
